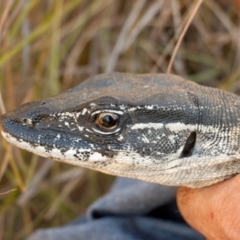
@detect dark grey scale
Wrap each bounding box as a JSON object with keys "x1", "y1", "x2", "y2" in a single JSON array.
[
  {"x1": 164, "y1": 129, "x2": 177, "y2": 146},
  {"x1": 74, "y1": 152, "x2": 89, "y2": 162},
  {"x1": 130, "y1": 130, "x2": 168, "y2": 157},
  {"x1": 131, "y1": 108, "x2": 189, "y2": 124},
  {"x1": 93, "y1": 161, "x2": 108, "y2": 168},
  {"x1": 159, "y1": 126, "x2": 182, "y2": 153},
  {"x1": 82, "y1": 152, "x2": 91, "y2": 161},
  {"x1": 198, "y1": 87, "x2": 240, "y2": 128},
  {"x1": 73, "y1": 154, "x2": 82, "y2": 161}
]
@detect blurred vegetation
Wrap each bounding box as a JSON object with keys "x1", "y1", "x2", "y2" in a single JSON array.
[{"x1": 0, "y1": 0, "x2": 240, "y2": 239}]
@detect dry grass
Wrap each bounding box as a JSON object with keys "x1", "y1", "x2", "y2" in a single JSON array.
[{"x1": 0, "y1": 0, "x2": 240, "y2": 239}]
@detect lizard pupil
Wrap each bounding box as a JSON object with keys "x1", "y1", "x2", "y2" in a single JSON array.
[{"x1": 97, "y1": 113, "x2": 119, "y2": 129}]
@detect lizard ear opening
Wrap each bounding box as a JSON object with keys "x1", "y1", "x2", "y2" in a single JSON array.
[{"x1": 180, "y1": 131, "x2": 196, "y2": 158}]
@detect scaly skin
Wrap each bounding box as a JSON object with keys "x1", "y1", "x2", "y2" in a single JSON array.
[{"x1": 1, "y1": 73, "x2": 240, "y2": 188}]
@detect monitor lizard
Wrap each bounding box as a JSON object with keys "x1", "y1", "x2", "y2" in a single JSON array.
[{"x1": 1, "y1": 72, "x2": 240, "y2": 188}]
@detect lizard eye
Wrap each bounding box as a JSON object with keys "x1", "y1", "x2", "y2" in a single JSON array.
[{"x1": 95, "y1": 113, "x2": 120, "y2": 130}]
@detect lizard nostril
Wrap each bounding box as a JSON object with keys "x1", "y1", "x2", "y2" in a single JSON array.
[{"x1": 22, "y1": 118, "x2": 33, "y2": 126}]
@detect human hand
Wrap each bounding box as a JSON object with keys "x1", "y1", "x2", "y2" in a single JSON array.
[{"x1": 177, "y1": 174, "x2": 240, "y2": 240}]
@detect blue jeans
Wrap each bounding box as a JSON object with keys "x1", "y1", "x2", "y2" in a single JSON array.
[{"x1": 27, "y1": 178, "x2": 204, "y2": 240}]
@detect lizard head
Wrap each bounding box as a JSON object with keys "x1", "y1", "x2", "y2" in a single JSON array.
[{"x1": 1, "y1": 73, "x2": 240, "y2": 188}]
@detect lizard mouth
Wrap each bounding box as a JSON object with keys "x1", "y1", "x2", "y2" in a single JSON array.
[
  {"x1": 0, "y1": 107, "x2": 86, "y2": 153},
  {"x1": 0, "y1": 113, "x2": 112, "y2": 167},
  {"x1": 0, "y1": 102, "x2": 118, "y2": 168}
]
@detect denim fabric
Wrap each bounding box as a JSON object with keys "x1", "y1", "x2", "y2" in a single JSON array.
[{"x1": 27, "y1": 178, "x2": 204, "y2": 240}]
